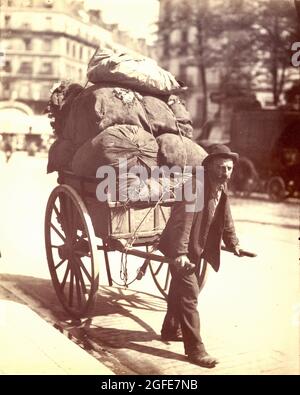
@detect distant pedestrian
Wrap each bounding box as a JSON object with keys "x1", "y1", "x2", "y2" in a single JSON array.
[{"x1": 3, "y1": 140, "x2": 13, "y2": 163}]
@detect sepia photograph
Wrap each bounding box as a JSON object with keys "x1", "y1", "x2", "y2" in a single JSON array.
[{"x1": 0, "y1": 0, "x2": 299, "y2": 377}]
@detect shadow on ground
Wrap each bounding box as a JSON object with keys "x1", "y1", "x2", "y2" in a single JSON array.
[{"x1": 0, "y1": 273, "x2": 184, "y2": 374}]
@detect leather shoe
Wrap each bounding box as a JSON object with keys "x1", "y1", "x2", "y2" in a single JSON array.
[
  {"x1": 161, "y1": 330, "x2": 183, "y2": 342},
  {"x1": 187, "y1": 352, "x2": 219, "y2": 368}
]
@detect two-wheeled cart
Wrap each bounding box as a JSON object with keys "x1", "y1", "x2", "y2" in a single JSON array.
[{"x1": 44, "y1": 171, "x2": 209, "y2": 318}]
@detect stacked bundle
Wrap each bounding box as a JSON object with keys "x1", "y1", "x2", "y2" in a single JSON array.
[{"x1": 47, "y1": 49, "x2": 207, "y2": 202}]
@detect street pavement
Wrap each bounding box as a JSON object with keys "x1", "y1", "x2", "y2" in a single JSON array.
[
  {"x1": 0, "y1": 285, "x2": 114, "y2": 375},
  {"x1": 0, "y1": 152, "x2": 299, "y2": 375}
]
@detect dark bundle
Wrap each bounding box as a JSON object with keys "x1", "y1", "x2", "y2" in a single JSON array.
[{"x1": 45, "y1": 80, "x2": 84, "y2": 137}]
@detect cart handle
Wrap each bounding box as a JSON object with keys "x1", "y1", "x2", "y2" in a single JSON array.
[{"x1": 221, "y1": 245, "x2": 257, "y2": 258}]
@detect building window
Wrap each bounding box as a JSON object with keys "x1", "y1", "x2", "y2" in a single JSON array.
[
  {"x1": 72, "y1": 43, "x2": 76, "y2": 58},
  {"x1": 39, "y1": 62, "x2": 53, "y2": 75},
  {"x1": 3, "y1": 81, "x2": 10, "y2": 90},
  {"x1": 19, "y1": 84, "x2": 30, "y2": 99},
  {"x1": 24, "y1": 38, "x2": 32, "y2": 51},
  {"x1": 19, "y1": 62, "x2": 32, "y2": 74},
  {"x1": 43, "y1": 39, "x2": 52, "y2": 52},
  {"x1": 7, "y1": 0, "x2": 13, "y2": 6},
  {"x1": 44, "y1": 0, "x2": 54, "y2": 8},
  {"x1": 196, "y1": 98, "x2": 204, "y2": 122},
  {"x1": 181, "y1": 29, "x2": 188, "y2": 43},
  {"x1": 178, "y1": 64, "x2": 187, "y2": 85},
  {"x1": 45, "y1": 16, "x2": 52, "y2": 30},
  {"x1": 229, "y1": 0, "x2": 244, "y2": 10},
  {"x1": 79, "y1": 46, "x2": 83, "y2": 59},
  {"x1": 21, "y1": 0, "x2": 33, "y2": 6},
  {"x1": 4, "y1": 15, "x2": 11, "y2": 29},
  {"x1": 179, "y1": 29, "x2": 188, "y2": 55},
  {"x1": 3, "y1": 81, "x2": 10, "y2": 99},
  {"x1": 22, "y1": 22, "x2": 31, "y2": 30},
  {"x1": 40, "y1": 85, "x2": 51, "y2": 100},
  {"x1": 164, "y1": 0, "x2": 172, "y2": 22},
  {"x1": 4, "y1": 60, "x2": 11, "y2": 72},
  {"x1": 163, "y1": 33, "x2": 170, "y2": 57}
]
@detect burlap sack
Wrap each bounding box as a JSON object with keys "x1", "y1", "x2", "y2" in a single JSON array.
[
  {"x1": 71, "y1": 124, "x2": 158, "y2": 177},
  {"x1": 87, "y1": 49, "x2": 183, "y2": 96},
  {"x1": 156, "y1": 133, "x2": 208, "y2": 168},
  {"x1": 47, "y1": 138, "x2": 76, "y2": 173}
]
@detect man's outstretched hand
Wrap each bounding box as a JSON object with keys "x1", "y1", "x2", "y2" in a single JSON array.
[
  {"x1": 174, "y1": 255, "x2": 195, "y2": 273},
  {"x1": 233, "y1": 245, "x2": 241, "y2": 256},
  {"x1": 223, "y1": 245, "x2": 257, "y2": 258}
]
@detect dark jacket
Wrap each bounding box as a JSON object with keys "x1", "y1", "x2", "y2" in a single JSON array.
[{"x1": 158, "y1": 182, "x2": 239, "y2": 272}]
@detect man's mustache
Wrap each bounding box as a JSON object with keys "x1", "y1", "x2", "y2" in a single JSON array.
[{"x1": 218, "y1": 175, "x2": 230, "y2": 181}]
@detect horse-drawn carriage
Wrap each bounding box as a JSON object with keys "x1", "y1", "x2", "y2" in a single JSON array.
[{"x1": 229, "y1": 109, "x2": 300, "y2": 201}]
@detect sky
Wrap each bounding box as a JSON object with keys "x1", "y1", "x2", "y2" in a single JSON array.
[{"x1": 84, "y1": 0, "x2": 160, "y2": 44}]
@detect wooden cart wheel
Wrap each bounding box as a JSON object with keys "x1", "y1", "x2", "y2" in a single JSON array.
[
  {"x1": 267, "y1": 176, "x2": 287, "y2": 202},
  {"x1": 149, "y1": 257, "x2": 209, "y2": 300},
  {"x1": 45, "y1": 185, "x2": 99, "y2": 318}
]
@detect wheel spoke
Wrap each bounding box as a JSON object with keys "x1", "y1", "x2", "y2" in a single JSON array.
[
  {"x1": 73, "y1": 256, "x2": 88, "y2": 295},
  {"x1": 64, "y1": 198, "x2": 75, "y2": 239},
  {"x1": 60, "y1": 261, "x2": 70, "y2": 291},
  {"x1": 163, "y1": 266, "x2": 170, "y2": 291},
  {"x1": 50, "y1": 223, "x2": 66, "y2": 242},
  {"x1": 198, "y1": 260, "x2": 209, "y2": 293},
  {"x1": 74, "y1": 271, "x2": 82, "y2": 308},
  {"x1": 53, "y1": 203, "x2": 61, "y2": 220},
  {"x1": 67, "y1": 202, "x2": 77, "y2": 241},
  {"x1": 149, "y1": 261, "x2": 170, "y2": 300},
  {"x1": 159, "y1": 206, "x2": 168, "y2": 224},
  {"x1": 72, "y1": 209, "x2": 79, "y2": 238},
  {"x1": 69, "y1": 269, "x2": 74, "y2": 307},
  {"x1": 154, "y1": 262, "x2": 164, "y2": 276},
  {"x1": 55, "y1": 258, "x2": 66, "y2": 270},
  {"x1": 77, "y1": 258, "x2": 92, "y2": 283}
]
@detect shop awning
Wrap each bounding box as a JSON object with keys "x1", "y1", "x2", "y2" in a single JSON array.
[{"x1": 0, "y1": 109, "x2": 53, "y2": 135}]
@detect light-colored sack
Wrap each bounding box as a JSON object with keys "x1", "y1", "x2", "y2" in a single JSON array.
[{"x1": 87, "y1": 49, "x2": 183, "y2": 95}]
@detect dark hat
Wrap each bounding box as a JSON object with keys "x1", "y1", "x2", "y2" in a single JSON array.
[{"x1": 202, "y1": 144, "x2": 239, "y2": 166}]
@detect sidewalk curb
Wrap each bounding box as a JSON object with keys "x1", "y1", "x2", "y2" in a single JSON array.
[{"x1": 0, "y1": 281, "x2": 115, "y2": 375}]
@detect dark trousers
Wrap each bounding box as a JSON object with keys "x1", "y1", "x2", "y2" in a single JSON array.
[{"x1": 161, "y1": 264, "x2": 205, "y2": 356}]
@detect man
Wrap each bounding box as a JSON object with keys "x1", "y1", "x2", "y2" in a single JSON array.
[
  {"x1": 158, "y1": 144, "x2": 241, "y2": 368},
  {"x1": 3, "y1": 138, "x2": 13, "y2": 163}
]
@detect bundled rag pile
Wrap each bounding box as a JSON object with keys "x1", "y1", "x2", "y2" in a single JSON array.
[{"x1": 47, "y1": 49, "x2": 207, "y2": 204}]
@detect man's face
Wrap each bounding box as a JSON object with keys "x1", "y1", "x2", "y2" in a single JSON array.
[{"x1": 208, "y1": 157, "x2": 234, "y2": 184}]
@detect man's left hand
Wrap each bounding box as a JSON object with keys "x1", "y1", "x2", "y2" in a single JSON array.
[{"x1": 173, "y1": 255, "x2": 195, "y2": 273}]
